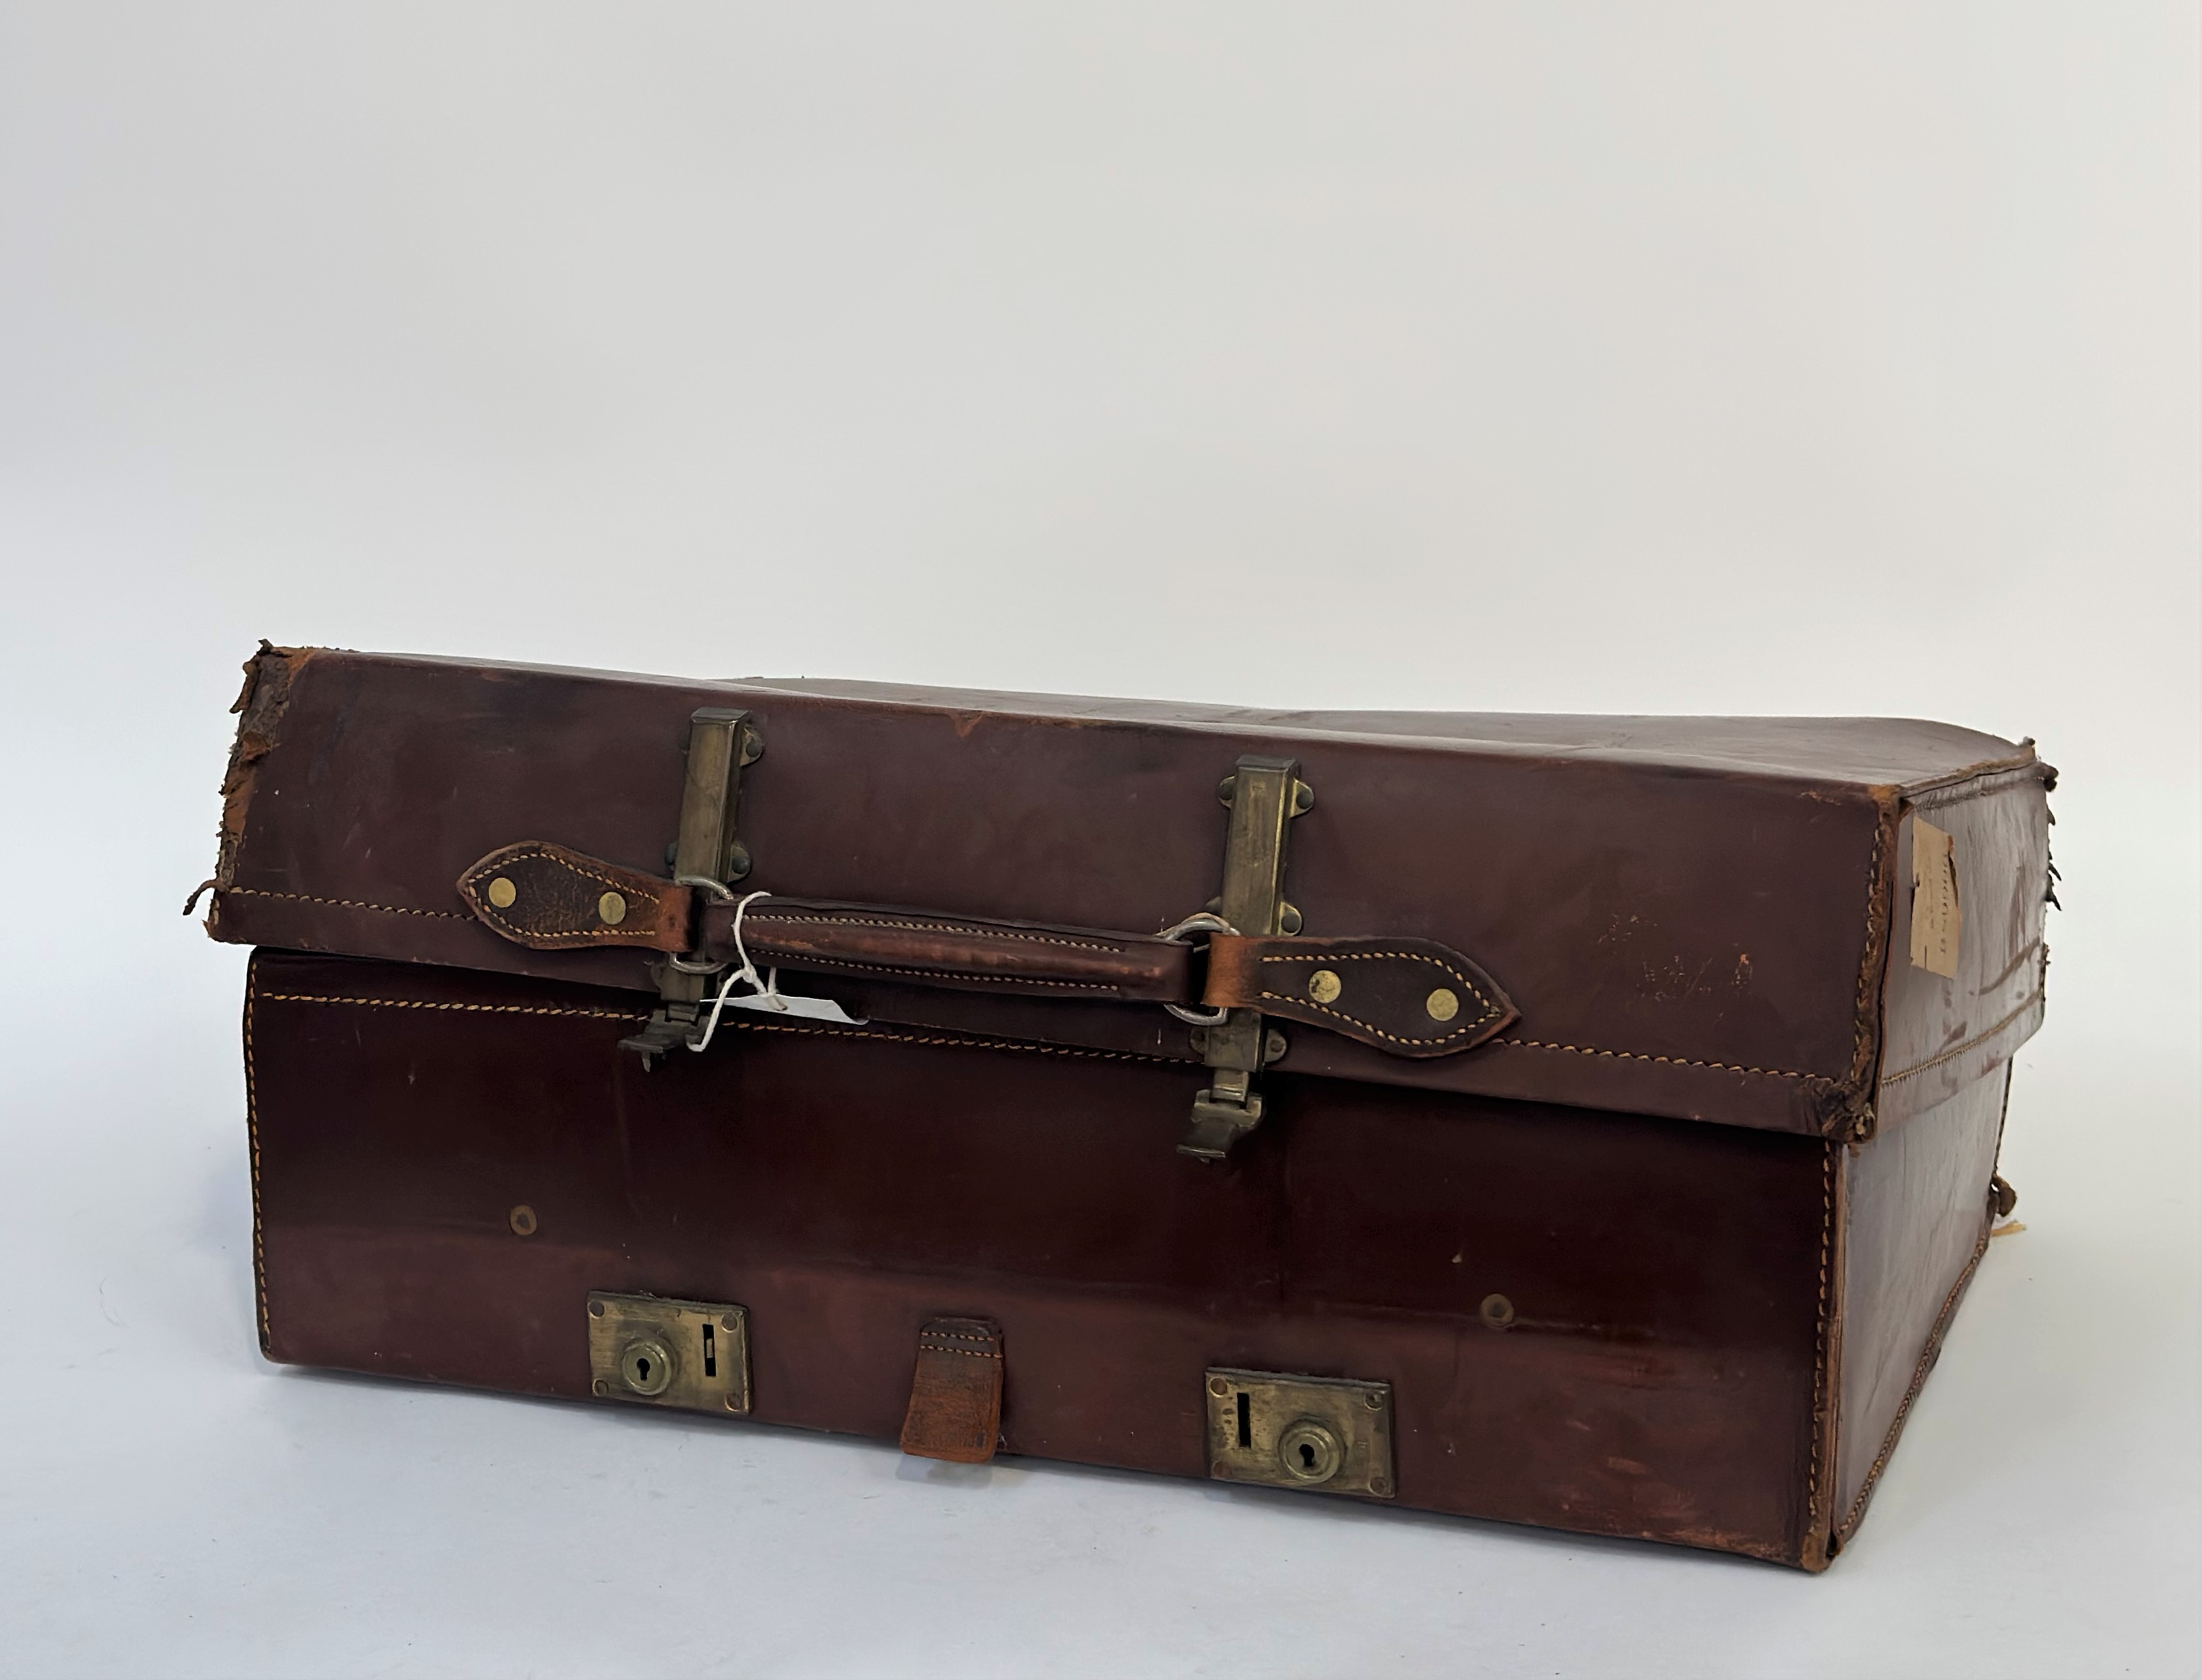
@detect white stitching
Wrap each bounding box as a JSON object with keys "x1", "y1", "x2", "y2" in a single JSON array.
[
  {"x1": 1486, "y1": 1037, "x2": 1838, "y2": 1085},
  {"x1": 224, "y1": 886, "x2": 468, "y2": 922},
  {"x1": 748, "y1": 909, "x2": 1136, "y2": 956}
]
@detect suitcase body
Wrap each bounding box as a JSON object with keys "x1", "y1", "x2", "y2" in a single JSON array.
[{"x1": 206, "y1": 646, "x2": 2053, "y2": 1569}]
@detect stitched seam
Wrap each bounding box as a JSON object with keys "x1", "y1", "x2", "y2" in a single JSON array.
[
  {"x1": 1848, "y1": 810, "x2": 1894, "y2": 1095},
  {"x1": 920, "y1": 1331, "x2": 1000, "y2": 1344},
  {"x1": 1258, "y1": 990, "x2": 1501, "y2": 1044},
  {"x1": 750, "y1": 911, "x2": 1133, "y2": 956},
  {"x1": 224, "y1": 886, "x2": 467, "y2": 921},
  {"x1": 759, "y1": 954, "x2": 1124, "y2": 993},
  {"x1": 249, "y1": 990, "x2": 1180, "y2": 1065},
  {"x1": 918, "y1": 1347, "x2": 1003, "y2": 1359},
  {"x1": 255, "y1": 993, "x2": 652, "y2": 1022},
  {"x1": 471, "y1": 847, "x2": 667, "y2": 943},
  {"x1": 1807, "y1": 1143, "x2": 1836, "y2": 1552},
  {"x1": 1485, "y1": 1037, "x2": 1837, "y2": 1085},
  {"x1": 1834, "y1": 1214, "x2": 1993, "y2": 1544},
  {"x1": 1878, "y1": 993, "x2": 2046, "y2": 1085},
  {"x1": 721, "y1": 1016, "x2": 1174, "y2": 1064},
  {"x1": 244, "y1": 967, "x2": 267, "y2": 1350},
  {"x1": 1255, "y1": 949, "x2": 1498, "y2": 1019}
]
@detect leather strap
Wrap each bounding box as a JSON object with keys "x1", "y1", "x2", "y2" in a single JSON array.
[{"x1": 454, "y1": 842, "x2": 1516, "y2": 1058}]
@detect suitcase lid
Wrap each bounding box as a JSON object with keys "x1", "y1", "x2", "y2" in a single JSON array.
[{"x1": 202, "y1": 644, "x2": 2052, "y2": 1142}]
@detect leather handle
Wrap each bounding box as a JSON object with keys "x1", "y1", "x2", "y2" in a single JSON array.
[
  {"x1": 710, "y1": 902, "x2": 1194, "y2": 1003},
  {"x1": 454, "y1": 842, "x2": 1516, "y2": 1057}
]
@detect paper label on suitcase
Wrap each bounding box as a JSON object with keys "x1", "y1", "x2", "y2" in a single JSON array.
[{"x1": 1909, "y1": 818, "x2": 1963, "y2": 978}]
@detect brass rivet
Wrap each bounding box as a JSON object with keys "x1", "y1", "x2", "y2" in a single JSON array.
[
  {"x1": 589, "y1": 1299, "x2": 606, "y2": 1317},
  {"x1": 508, "y1": 1204, "x2": 537, "y2": 1237},
  {"x1": 486, "y1": 876, "x2": 517, "y2": 909},
  {"x1": 1364, "y1": 1391, "x2": 1384, "y2": 1410},
  {"x1": 1308, "y1": 969, "x2": 1342, "y2": 1004},
  {"x1": 597, "y1": 891, "x2": 627, "y2": 926},
  {"x1": 592, "y1": 1379, "x2": 609, "y2": 1396},
  {"x1": 1208, "y1": 1375, "x2": 1231, "y2": 1398},
  {"x1": 1479, "y1": 1292, "x2": 1516, "y2": 1331},
  {"x1": 725, "y1": 1394, "x2": 742, "y2": 1411},
  {"x1": 1425, "y1": 987, "x2": 1460, "y2": 1022}
]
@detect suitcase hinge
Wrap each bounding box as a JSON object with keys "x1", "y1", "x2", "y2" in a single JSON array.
[
  {"x1": 1178, "y1": 755, "x2": 1312, "y2": 1160},
  {"x1": 620, "y1": 707, "x2": 763, "y2": 1066}
]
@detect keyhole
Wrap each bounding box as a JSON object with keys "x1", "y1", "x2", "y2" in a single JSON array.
[
  {"x1": 1299, "y1": 1441, "x2": 1317, "y2": 1469},
  {"x1": 633, "y1": 1355, "x2": 651, "y2": 1381}
]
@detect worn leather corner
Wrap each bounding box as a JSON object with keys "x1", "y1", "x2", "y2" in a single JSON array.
[
  {"x1": 1204, "y1": 935, "x2": 1518, "y2": 1058},
  {"x1": 899, "y1": 1317, "x2": 1003, "y2": 1464},
  {"x1": 455, "y1": 842, "x2": 692, "y2": 952}
]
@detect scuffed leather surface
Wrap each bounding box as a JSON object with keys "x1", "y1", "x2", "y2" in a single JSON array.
[
  {"x1": 899, "y1": 1319, "x2": 1004, "y2": 1464},
  {"x1": 1830, "y1": 1069, "x2": 2008, "y2": 1550},
  {"x1": 1875, "y1": 776, "x2": 2052, "y2": 1130},
  {"x1": 1205, "y1": 934, "x2": 1516, "y2": 1057},
  {"x1": 208, "y1": 646, "x2": 2051, "y2": 1138},
  {"x1": 246, "y1": 949, "x2": 1838, "y2": 1567}
]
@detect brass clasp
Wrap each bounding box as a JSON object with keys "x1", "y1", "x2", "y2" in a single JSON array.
[
  {"x1": 1177, "y1": 755, "x2": 1313, "y2": 1159},
  {"x1": 621, "y1": 707, "x2": 763, "y2": 1065}
]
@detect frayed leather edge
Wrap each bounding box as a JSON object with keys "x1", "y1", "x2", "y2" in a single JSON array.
[{"x1": 213, "y1": 642, "x2": 310, "y2": 930}]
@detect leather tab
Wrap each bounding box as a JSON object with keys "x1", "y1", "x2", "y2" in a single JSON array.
[
  {"x1": 899, "y1": 1318, "x2": 1003, "y2": 1464},
  {"x1": 457, "y1": 842, "x2": 692, "y2": 952},
  {"x1": 1204, "y1": 935, "x2": 1517, "y2": 1058}
]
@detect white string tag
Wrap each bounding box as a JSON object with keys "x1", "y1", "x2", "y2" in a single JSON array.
[{"x1": 686, "y1": 891, "x2": 866, "y2": 1052}]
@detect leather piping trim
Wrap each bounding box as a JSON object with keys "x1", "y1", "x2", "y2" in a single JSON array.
[
  {"x1": 1845, "y1": 804, "x2": 1897, "y2": 1108},
  {"x1": 1804, "y1": 1142, "x2": 1837, "y2": 1566},
  {"x1": 246, "y1": 988, "x2": 1185, "y2": 1067},
  {"x1": 243, "y1": 956, "x2": 269, "y2": 1354},
  {"x1": 1901, "y1": 759, "x2": 2051, "y2": 808},
  {"x1": 1830, "y1": 1209, "x2": 1995, "y2": 1552},
  {"x1": 1877, "y1": 992, "x2": 2045, "y2": 1086},
  {"x1": 221, "y1": 886, "x2": 469, "y2": 922}
]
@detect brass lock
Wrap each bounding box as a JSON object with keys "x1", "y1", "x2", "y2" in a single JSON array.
[
  {"x1": 1276, "y1": 1417, "x2": 1345, "y2": 1484},
  {"x1": 615, "y1": 1335, "x2": 675, "y2": 1397},
  {"x1": 586, "y1": 1291, "x2": 751, "y2": 1415},
  {"x1": 1205, "y1": 1368, "x2": 1394, "y2": 1499}
]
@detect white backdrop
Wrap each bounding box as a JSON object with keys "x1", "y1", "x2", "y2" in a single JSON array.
[{"x1": 1, "y1": 5, "x2": 2195, "y2": 1675}]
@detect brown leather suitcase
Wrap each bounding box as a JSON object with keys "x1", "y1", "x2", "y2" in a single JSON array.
[{"x1": 199, "y1": 643, "x2": 2053, "y2": 1569}]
